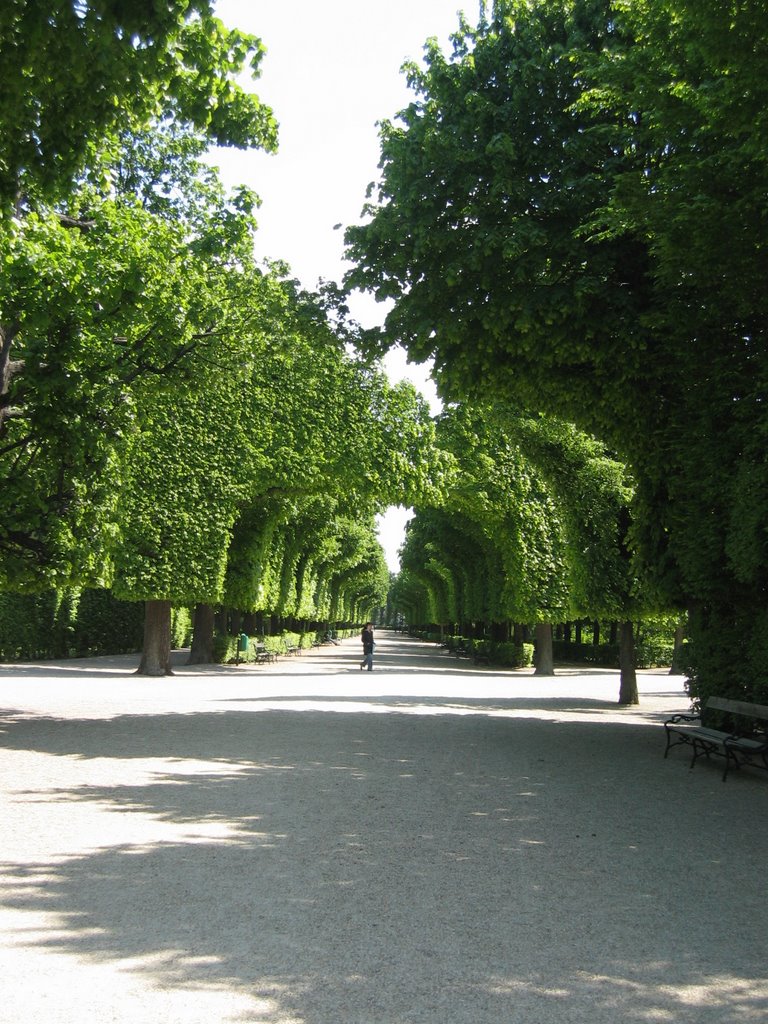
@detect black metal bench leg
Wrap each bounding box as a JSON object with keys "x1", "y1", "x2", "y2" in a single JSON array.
[{"x1": 722, "y1": 749, "x2": 740, "y2": 782}]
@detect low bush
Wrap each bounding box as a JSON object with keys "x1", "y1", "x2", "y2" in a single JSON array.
[
  {"x1": 552, "y1": 640, "x2": 620, "y2": 667},
  {"x1": 487, "y1": 640, "x2": 534, "y2": 667}
]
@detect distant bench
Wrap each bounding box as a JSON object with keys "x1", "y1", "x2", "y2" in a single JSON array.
[
  {"x1": 254, "y1": 644, "x2": 277, "y2": 665},
  {"x1": 448, "y1": 642, "x2": 490, "y2": 665},
  {"x1": 664, "y1": 696, "x2": 768, "y2": 781}
]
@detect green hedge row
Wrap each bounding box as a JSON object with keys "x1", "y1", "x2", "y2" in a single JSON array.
[
  {"x1": 432, "y1": 635, "x2": 673, "y2": 670},
  {"x1": 0, "y1": 589, "x2": 359, "y2": 664},
  {"x1": 0, "y1": 589, "x2": 144, "y2": 661},
  {"x1": 552, "y1": 639, "x2": 674, "y2": 669},
  {"x1": 215, "y1": 628, "x2": 357, "y2": 664},
  {"x1": 441, "y1": 635, "x2": 535, "y2": 668}
]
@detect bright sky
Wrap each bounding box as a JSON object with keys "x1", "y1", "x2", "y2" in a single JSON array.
[{"x1": 211, "y1": 0, "x2": 470, "y2": 570}]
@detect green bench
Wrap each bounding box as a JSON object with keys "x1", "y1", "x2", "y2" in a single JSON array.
[
  {"x1": 664, "y1": 696, "x2": 768, "y2": 781},
  {"x1": 254, "y1": 644, "x2": 277, "y2": 665}
]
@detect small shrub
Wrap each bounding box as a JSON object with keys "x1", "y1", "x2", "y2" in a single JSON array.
[
  {"x1": 493, "y1": 641, "x2": 534, "y2": 668},
  {"x1": 213, "y1": 632, "x2": 237, "y2": 664}
]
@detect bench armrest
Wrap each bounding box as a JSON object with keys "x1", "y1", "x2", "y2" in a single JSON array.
[{"x1": 665, "y1": 713, "x2": 700, "y2": 725}]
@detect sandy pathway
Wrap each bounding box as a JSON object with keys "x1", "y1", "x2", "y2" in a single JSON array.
[{"x1": 1, "y1": 632, "x2": 766, "y2": 1023}]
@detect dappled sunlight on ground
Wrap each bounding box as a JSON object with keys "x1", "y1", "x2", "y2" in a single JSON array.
[{"x1": 1, "y1": 633, "x2": 766, "y2": 1023}]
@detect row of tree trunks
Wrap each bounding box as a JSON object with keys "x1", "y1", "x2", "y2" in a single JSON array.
[
  {"x1": 138, "y1": 600, "x2": 217, "y2": 674},
  {"x1": 556, "y1": 620, "x2": 621, "y2": 645},
  {"x1": 534, "y1": 620, "x2": 638, "y2": 704},
  {"x1": 138, "y1": 600, "x2": 345, "y2": 676},
  {"x1": 138, "y1": 603, "x2": 639, "y2": 705}
]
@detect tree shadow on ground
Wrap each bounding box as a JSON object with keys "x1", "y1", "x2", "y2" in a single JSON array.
[{"x1": 1, "y1": 708, "x2": 767, "y2": 1023}]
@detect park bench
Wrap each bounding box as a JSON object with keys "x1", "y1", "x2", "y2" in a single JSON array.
[
  {"x1": 664, "y1": 696, "x2": 768, "y2": 781},
  {"x1": 254, "y1": 644, "x2": 277, "y2": 665},
  {"x1": 286, "y1": 645, "x2": 300, "y2": 657}
]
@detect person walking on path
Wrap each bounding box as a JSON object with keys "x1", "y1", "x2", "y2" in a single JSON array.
[{"x1": 360, "y1": 623, "x2": 375, "y2": 671}]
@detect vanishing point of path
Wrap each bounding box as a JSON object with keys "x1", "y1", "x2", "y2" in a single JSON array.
[{"x1": 1, "y1": 631, "x2": 766, "y2": 1023}]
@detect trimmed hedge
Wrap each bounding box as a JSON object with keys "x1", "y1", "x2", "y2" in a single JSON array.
[
  {"x1": 76, "y1": 589, "x2": 144, "y2": 656},
  {"x1": 440, "y1": 635, "x2": 534, "y2": 668},
  {"x1": 0, "y1": 589, "x2": 143, "y2": 661},
  {"x1": 552, "y1": 639, "x2": 674, "y2": 669},
  {"x1": 489, "y1": 640, "x2": 535, "y2": 668},
  {"x1": 552, "y1": 640, "x2": 619, "y2": 667},
  {"x1": 213, "y1": 629, "x2": 320, "y2": 664}
]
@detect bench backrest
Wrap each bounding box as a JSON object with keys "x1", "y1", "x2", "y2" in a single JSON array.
[{"x1": 706, "y1": 696, "x2": 768, "y2": 722}]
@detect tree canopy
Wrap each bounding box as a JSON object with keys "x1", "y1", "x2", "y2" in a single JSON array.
[
  {"x1": 346, "y1": 0, "x2": 768, "y2": 701},
  {"x1": 0, "y1": 65, "x2": 438, "y2": 671},
  {"x1": 0, "y1": 0, "x2": 277, "y2": 213}
]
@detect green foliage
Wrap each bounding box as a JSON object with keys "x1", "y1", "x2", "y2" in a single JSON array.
[
  {"x1": 1, "y1": 120, "x2": 415, "y2": 627},
  {"x1": 0, "y1": 18, "x2": 438, "y2": 654},
  {"x1": 552, "y1": 639, "x2": 619, "y2": 668},
  {"x1": 345, "y1": 0, "x2": 637, "y2": 423},
  {"x1": 213, "y1": 631, "x2": 238, "y2": 664},
  {"x1": 346, "y1": 0, "x2": 768, "y2": 696},
  {"x1": 0, "y1": 587, "x2": 143, "y2": 660},
  {"x1": 552, "y1": 635, "x2": 674, "y2": 668},
  {"x1": 443, "y1": 635, "x2": 465, "y2": 653},
  {"x1": 111, "y1": 382, "x2": 244, "y2": 605},
  {"x1": 686, "y1": 602, "x2": 768, "y2": 710},
  {"x1": 390, "y1": 404, "x2": 637, "y2": 633},
  {"x1": 74, "y1": 589, "x2": 144, "y2": 655},
  {"x1": 0, "y1": 590, "x2": 60, "y2": 660},
  {"x1": 0, "y1": 131, "x2": 267, "y2": 592},
  {"x1": 0, "y1": 0, "x2": 277, "y2": 213},
  {"x1": 494, "y1": 642, "x2": 535, "y2": 669},
  {"x1": 211, "y1": 628, "x2": 314, "y2": 664},
  {"x1": 505, "y1": 410, "x2": 637, "y2": 618},
  {"x1": 171, "y1": 607, "x2": 193, "y2": 649},
  {"x1": 635, "y1": 638, "x2": 674, "y2": 670},
  {"x1": 438, "y1": 634, "x2": 533, "y2": 668}
]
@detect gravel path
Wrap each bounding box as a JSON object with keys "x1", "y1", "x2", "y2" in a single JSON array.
[{"x1": 1, "y1": 631, "x2": 766, "y2": 1023}]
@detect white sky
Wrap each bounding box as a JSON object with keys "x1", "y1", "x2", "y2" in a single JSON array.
[{"x1": 211, "y1": 0, "x2": 471, "y2": 571}]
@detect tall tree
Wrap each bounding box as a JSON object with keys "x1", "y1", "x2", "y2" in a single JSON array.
[
  {"x1": 0, "y1": 127, "x2": 265, "y2": 595},
  {"x1": 346, "y1": 0, "x2": 768, "y2": 701}
]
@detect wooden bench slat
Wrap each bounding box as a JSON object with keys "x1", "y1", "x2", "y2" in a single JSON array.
[
  {"x1": 726, "y1": 736, "x2": 767, "y2": 752},
  {"x1": 664, "y1": 695, "x2": 768, "y2": 781},
  {"x1": 707, "y1": 696, "x2": 768, "y2": 720}
]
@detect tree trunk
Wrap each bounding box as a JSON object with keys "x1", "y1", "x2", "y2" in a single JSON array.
[
  {"x1": 593, "y1": 620, "x2": 600, "y2": 645},
  {"x1": 670, "y1": 619, "x2": 686, "y2": 674},
  {"x1": 136, "y1": 600, "x2": 173, "y2": 676},
  {"x1": 0, "y1": 321, "x2": 22, "y2": 434},
  {"x1": 491, "y1": 620, "x2": 508, "y2": 642},
  {"x1": 618, "y1": 619, "x2": 639, "y2": 704},
  {"x1": 534, "y1": 622, "x2": 555, "y2": 675},
  {"x1": 187, "y1": 603, "x2": 215, "y2": 665}
]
